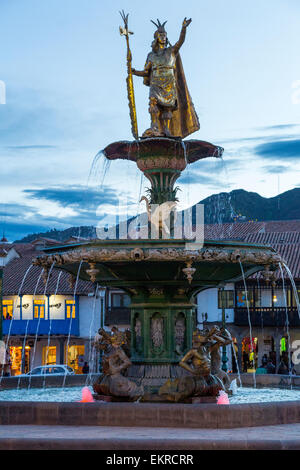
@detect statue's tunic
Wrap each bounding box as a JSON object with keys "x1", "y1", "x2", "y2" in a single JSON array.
[{"x1": 145, "y1": 47, "x2": 177, "y2": 109}]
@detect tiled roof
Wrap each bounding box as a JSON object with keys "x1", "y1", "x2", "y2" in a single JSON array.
[
  {"x1": 204, "y1": 220, "x2": 300, "y2": 241},
  {"x1": 2, "y1": 244, "x2": 94, "y2": 295},
  {"x1": 204, "y1": 220, "x2": 300, "y2": 282},
  {"x1": 248, "y1": 243, "x2": 300, "y2": 282},
  {"x1": 244, "y1": 232, "x2": 300, "y2": 245},
  {"x1": 204, "y1": 222, "x2": 264, "y2": 241}
]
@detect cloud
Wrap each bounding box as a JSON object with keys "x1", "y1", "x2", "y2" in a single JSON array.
[
  {"x1": 24, "y1": 185, "x2": 121, "y2": 210},
  {"x1": 0, "y1": 202, "x2": 36, "y2": 218},
  {"x1": 261, "y1": 164, "x2": 291, "y2": 174},
  {"x1": 178, "y1": 171, "x2": 223, "y2": 188},
  {"x1": 256, "y1": 124, "x2": 299, "y2": 131},
  {"x1": 255, "y1": 139, "x2": 300, "y2": 161},
  {"x1": 5, "y1": 145, "x2": 57, "y2": 150}
]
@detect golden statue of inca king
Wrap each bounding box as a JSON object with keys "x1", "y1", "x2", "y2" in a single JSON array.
[{"x1": 132, "y1": 18, "x2": 200, "y2": 138}]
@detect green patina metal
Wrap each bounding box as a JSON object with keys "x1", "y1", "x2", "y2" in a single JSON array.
[
  {"x1": 143, "y1": 168, "x2": 181, "y2": 204},
  {"x1": 38, "y1": 236, "x2": 280, "y2": 366}
]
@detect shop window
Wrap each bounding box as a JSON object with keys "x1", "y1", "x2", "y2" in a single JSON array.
[
  {"x1": 241, "y1": 337, "x2": 258, "y2": 372},
  {"x1": 9, "y1": 346, "x2": 31, "y2": 376},
  {"x1": 218, "y1": 290, "x2": 234, "y2": 309},
  {"x1": 65, "y1": 345, "x2": 85, "y2": 374},
  {"x1": 286, "y1": 289, "x2": 293, "y2": 307},
  {"x1": 236, "y1": 289, "x2": 261, "y2": 308},
  {"x1": 111, "y1": 293, "x2": 130, "y2": 308},
  {"x1": 65, "y1": 300, "x2": 76, "y2": 319},
  {"x1": 3, "y1": 299, "x2": 13, "y2": 319},
  {"x1": 34, "y1": 300, "x2": 45, "y2": 319},
  {"x1": 42, "y1": 346, "x2": 56, "y2": 365},
  {"x1": 292, "y1": 288, "x2": 300, "y2": 308}
]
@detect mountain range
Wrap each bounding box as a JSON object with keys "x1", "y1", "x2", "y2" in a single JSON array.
[{"x1": 15, "y1": 188, "x2": 300, "y2": 243}]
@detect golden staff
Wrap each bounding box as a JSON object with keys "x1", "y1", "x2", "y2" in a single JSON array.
[{"x1": 119, "y1": 10, "x2": 139, "y2": 140}]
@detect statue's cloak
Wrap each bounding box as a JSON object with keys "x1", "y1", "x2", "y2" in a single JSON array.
[
  {"x1": 170, "y1": 53, "x2": 200, "y2": 138},
  {"x1": 144, "y1": 51, "x2": 200, "y2": 139}
]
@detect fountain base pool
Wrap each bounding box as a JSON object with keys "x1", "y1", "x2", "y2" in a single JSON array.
[
  {"x1": 1, "y1": 385, "x2": 300, "y2": 404},
  {"x1": 1, "y1": 386, "x2": 300, "y2": 450}
]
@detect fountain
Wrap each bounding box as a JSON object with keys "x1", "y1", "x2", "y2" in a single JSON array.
[
  {"x1": 2, "y1": 13, "x2": 300, "y2": 451},
  {"x1": 31, "y1": 13, "x2": 282, "y2": 404}
]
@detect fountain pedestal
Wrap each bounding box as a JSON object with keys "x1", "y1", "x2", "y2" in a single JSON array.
[{"x1": 130, "y1": 292, "x2": 194, "y2": 364}]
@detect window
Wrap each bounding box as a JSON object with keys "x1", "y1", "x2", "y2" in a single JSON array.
[
  {"x1": 292, "y1": 288, "x2": 300, "y2": 308},
  {"x1": 45, "y1": 367, "x2": 63, "y2": 374},
  {"x1": 253, "y1": 289, "x2": 261, "y2": 307},
  {"x1": 3, "y1": 299, "x2": 13, "y2": 319},
  {"x1": 42, "y1": 346, "x2": 56, "y2": 365},
  {"x1": 111, "y1": 293, "x2": 130, "y2": 307},
  {"x1": 33, "y1": 300, "x2": 45, "y2": 319},
  {"x1": 286, "y1": 289, "x2": 293, "y2": 307},
  {"x1": 218, "y1": 290, "x2": 234, "y2": 309},
  {"x1": 65, "y1": 345, "x2": 85, "y2": 374},
  {"x1": 52, "y1": 367, "x2": 64, "y2": 374},
  {"x1": 29, "y1": 367, "x2": 43, "y2": 375},
  {"x1": 236, "y1": 288, "x2": 261, "y2": 308},
  {"x1": 9, "y1": 346, "x2": 22, "y2": 376},
  {"x1": 66, "y1": 300, "x2": 76, "y2": 318}
]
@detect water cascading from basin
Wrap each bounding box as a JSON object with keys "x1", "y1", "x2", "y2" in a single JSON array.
[
  {"x1": 238, "y1": 258, "x2": 256, "y2": 388},
  {"x1": 231, "y1": 341, "x2": 242, "y2": 387},
  {"x1": 279, "y1": 263, "x2": 293, "y2": 388},
  {"x1": 85, "y1": 283, "x2": 100, "y2": 387},
  {"x1": 0, "y1": 264, "x2": 33, "y2": 386},
  {"x1": 62, "y1": 260, "x2": 83, "y2": 388},
  {"x1": 282, "y1": 262, "x2": 300, "y2": 320},
  {"x1": 17, "y1": 267, "x2": 45, "y2": 390},
  {"x1": 28, "y1": 262, "x2": 56, "y2": 389},
  {"x1": 42, "y1": 270, "x2": 63, "y2": 390}
]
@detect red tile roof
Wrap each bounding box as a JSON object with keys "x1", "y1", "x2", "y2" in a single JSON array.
[
  {"x1": 2, "y1": 244, "x2": 94, "y2": 295},
  {"x1": 204, "y1": 220, "x2": 300, "y2": 281}
]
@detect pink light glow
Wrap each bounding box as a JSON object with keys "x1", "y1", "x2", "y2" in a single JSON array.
[
  {"x1": 216, "y1": 390, "x2": 230, "y2": 405},
  {"x1": 80, "y1": 387, "x2": 95, "y2": 403}
]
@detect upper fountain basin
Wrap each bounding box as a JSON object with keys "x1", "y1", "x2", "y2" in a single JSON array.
[{"x1": 103, "y1": 138, "x2": 224, "y2": 171}]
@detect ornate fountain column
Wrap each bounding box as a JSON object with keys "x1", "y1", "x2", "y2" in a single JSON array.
[{"x1": 130, "y1": 288, "x2": 195, "y2": 364}]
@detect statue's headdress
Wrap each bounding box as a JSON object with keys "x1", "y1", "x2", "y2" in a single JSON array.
[
  {"x1": 151, "y1": 19, "x2": 167, "y2": 34},
  {"x1": 150, "y1": 19, "x2": 169, "y2": 52}
]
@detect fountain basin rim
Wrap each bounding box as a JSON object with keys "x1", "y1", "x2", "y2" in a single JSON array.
[
  {"x1": 1, "y1": 398, "x2": 300, "y2": 429},
  {"x1": 103, "y1": 138, "x2": 224, "y2": 164},
  {"x1": 40, "y1": 238, "x2": 279, "y2": 254}
]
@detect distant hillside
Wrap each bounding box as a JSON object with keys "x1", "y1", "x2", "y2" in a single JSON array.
[
  {"x1": 200, "y1": 188, "x2": 300, "y2": 224},
  {"x1": 15, "y1": 188, "x2": 300, "y2": 242},
  {"x1": 14, "y1": 226, "x2": 97, "y2": 244}
]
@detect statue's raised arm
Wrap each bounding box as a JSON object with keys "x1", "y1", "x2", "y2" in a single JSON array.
[{"x1": 172, "y1": 17, "x2": 192, "y2": 56}]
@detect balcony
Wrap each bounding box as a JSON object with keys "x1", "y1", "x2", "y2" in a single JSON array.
[
  {"x1": 105, "y1": 307, "x2": 130, "y2": 326},
  {"x1": 3, "y1": 318, "x2": 80, "y2": 336},
  {"x1": 234, "y1": 307, "x2": 300, "y2": 327}
]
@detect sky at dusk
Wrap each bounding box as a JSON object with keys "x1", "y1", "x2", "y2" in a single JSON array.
[{"x1": 1, "y1": 0, "x2": 300, "y2": 241}]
